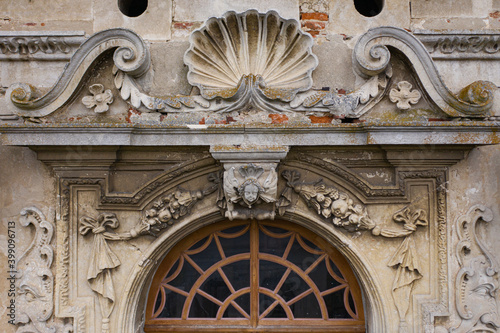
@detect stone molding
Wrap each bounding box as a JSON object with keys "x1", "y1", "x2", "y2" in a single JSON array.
[
  {"x1": 415, "y1": 30, "x2": 500, "y2": 60},
  {"x1": 0, "y1": 31, "x2": 85, "y2": 61}
]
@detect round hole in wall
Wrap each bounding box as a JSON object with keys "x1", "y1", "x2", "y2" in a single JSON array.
[
  {"x1": 118, "y1": 0, "x2": 148, "y2": 17},
  {"x1": 354, "y1": 0, "x2": 384, "y2": 17}
]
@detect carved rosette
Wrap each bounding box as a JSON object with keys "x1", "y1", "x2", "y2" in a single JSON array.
[{"x1": 389, "y1": 81, "x2": 421, "y2": 110}]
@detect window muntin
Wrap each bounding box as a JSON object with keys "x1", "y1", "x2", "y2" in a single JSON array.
[{"x1": 146, "y1": 221, "x2": 365, "y2": 332}]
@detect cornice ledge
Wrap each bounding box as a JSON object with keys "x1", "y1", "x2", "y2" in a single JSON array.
[
  {"x1": 1, "y1": 122, "x2": 499, "y2": 146},
  {"x1": 353, "y1": 26, "x2": 497, "y2": 117},
  {"x1": 7, "y1": 28, "x2": 150, "y2": 118}
]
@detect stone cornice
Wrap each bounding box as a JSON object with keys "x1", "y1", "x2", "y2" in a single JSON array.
[
  {"x1": 415, "y1": 30, "x2": 500, "y2": 60},
  {"x1": 1, "y1": 122, "x2": 498, "y2": 146},
  {"x1": 0, "y1": 31, "x2": 86, "y2": 61}
]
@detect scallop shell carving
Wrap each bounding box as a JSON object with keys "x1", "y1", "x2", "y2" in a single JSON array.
[{"x1": 184, "y1": 10, "x2": 318, "y2": 101}]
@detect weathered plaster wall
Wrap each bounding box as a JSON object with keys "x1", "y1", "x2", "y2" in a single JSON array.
[{"x1": 0, "y1": 146, "x2": 56, "y2": 333}]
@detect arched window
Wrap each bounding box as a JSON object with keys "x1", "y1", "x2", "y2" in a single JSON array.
[{"x1": 145, "y1": 221, "x2": 365, "y2": 332}]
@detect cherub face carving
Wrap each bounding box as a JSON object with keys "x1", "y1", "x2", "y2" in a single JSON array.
[{"x1": 243, "y1": 183, "x2": 260, "y2": 205}]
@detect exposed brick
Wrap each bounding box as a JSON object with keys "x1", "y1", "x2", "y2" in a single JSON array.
[
  {"x1": 301, "y1": 21, "x2": 326, "y2": 31},
  {"x1": 490, "y1": 11, "x2": 500, "y2": 19},
  {"x1": 309, "y1": 115, "x2": 334, "y2": 123},
  {"x1": 301, "y1": 12, "x2": 328, "y2": 21},
  {"x1": 173, "y1": 22, "x2": 195, "y2": 29},
  {"x1": 308, "y1": 30, "x2": 320, "y2": 37},
  {"x1": 269, "y1": 114, "x2": 289, "y2": 124},
  {"x1": 199, "y1": 117, "x2": 206, "y2": 125}
]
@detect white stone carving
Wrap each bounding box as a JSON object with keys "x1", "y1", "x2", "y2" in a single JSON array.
[
  {"x1": 15, "y1": 207, "x2": 73, "y2": 333},
  {"x1": 0, "y1": 31, "x2": 85, "y2": 61},
  {"x1": 221, "y1": 164, "x2": 278, "y2": 220},
  {"x1": 387, "y1": 207, "x2": 428, "y2": 333},
  {"x1": 452, "y1": 205, "x2": 499, "y2": 332},
  {"x1": 82, "y1": 84, "x2": 114, "y2": 113},
  {"x1": 184, "y1": 10, "x2": 318, "y2": 101},
  {"x1": 389, "y1": 81, "x2": 421, "y2": 110},
  {"x1": 353, "y1": 26, "x2": 497, "y2": 117},
  {"x1": 9, "y1": 28, "x2": 150, "y2": 118},
  {"x1": 416, "y1": 31, "x2": 500, "y2": 59},
  {"x1": 278, "y1": 170, "x2": 375, "y2": 231}
]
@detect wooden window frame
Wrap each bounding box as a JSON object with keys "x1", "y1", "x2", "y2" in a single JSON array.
[{"x1": 145, "y1": 220, "x2": 366, "y2": 332}]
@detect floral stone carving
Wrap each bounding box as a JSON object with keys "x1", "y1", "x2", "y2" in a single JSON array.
[
  {"x1": 389, "y1": 81, "x2": 421, "y2": 110},
  {"x1": 81, "y1": 84, "x2": 114, "y2": 113},
  {"x1": 452, "y1": 205, "x2": 499, "y2": 332},
  {"x1": 277, "y1": 170, "x2": 428, "y2": 332},
  {"x1": 139, "y1": 173, "x2": 219, "y2": 235},
  {"x1": 15, "y1": 207, "x2": 72, "y2": 333}
]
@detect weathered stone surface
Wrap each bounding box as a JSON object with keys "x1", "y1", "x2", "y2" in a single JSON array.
[
  {"x1": 1, "y1": 3, "x2": 500, "y2": 333},
  {"x1": 173, "y1": 0, "x2": 300, "y2": 22},
  {"x1": 93, "y1": 0, "x2": 172, "y2": 40}
]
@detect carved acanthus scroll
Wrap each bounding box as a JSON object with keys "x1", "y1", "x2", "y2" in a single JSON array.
[
  {"x1": 452, "y1": 205, "x2": 499, "y2": 332},
  {"x1": 15, "y1": 207, "x2": 73, "y2": 333}
]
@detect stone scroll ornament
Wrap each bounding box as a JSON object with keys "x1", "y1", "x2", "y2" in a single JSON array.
[
  {"x1": 79, "y1": 177, "x2": 218, "y2": 332},
  {"x1": 14, "y1": 207, "x2": 72, "y2": 333},
  {"x1": 451, "y1": 205, "x2": 499, "y2": 332},
  {"x1": 8, "y1": 11, "x2": 393, "y2": 121},
  {"x1": 277, "y1": 170, "x2": 428, "y2": 332}
]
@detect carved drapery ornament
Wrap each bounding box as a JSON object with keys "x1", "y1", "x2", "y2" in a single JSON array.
[
  {"x1": 277, "y1": 170, "x2": 428, "y2": 332},
  {"x1": 452, "y1": 205, "x2": 499, "y2": 332}
]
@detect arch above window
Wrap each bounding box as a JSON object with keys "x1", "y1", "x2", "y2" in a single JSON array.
[{"x1": 145, "y1": 220, "x2": 365, "y2": 332}]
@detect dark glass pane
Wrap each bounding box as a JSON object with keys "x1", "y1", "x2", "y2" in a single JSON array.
[
  {"x1": 222, "y1": 260, "x2": 250, "y2": 291},
  {"x1": 289, "y1": 292, "x2": 321, "y2": 318},
  {"x1": 200, "y1": 270, "x2": 231, "y2": 302},
  {"x1": 329, "y1": 258, "x2": 345, "y2": 280},
  {"x1": 189, "y1": 293, "x2": 219, "y2": 318},
  {"x1": 168, "y1": 258, "x2": 201, "y2": 292},
  {"x1": 266, "y1": 304, "x2": 287, "y2": 318},
  {"x1": 348, "y1": 290, "x2": 357, "y2": 316},
  {"x1": 154, "y1": 288, "x2": 186, "y2": 318},
  {"x1": 277, "y1": 271, "x2": 310, "y2": 303},
  {"x1": 323, "y1": 288, "x2": 350, "y2": 318},
  {"x1": 259, "y1": 260, "x2": 287, "y2": 292},
  {"x1": 188, "y1": 237, "x2": 221, "y2": 271},
  {"x1": 288, "y1": 237, "x2": 322, "y2": 271},
  {"x1": 259, "y1": 293, "x2": 285, "y2": 317},
  {"x1": 218, "y1": 227, "x2": 250, "y2": 258},
  {"x1": 234, "y1": 292, "x2": 251, "y2": 315},
  {"x1": 223, "y1": 303, "x2": 245, "y2": 318},
  {"x1": 308, "y1": 258, "x2": 342, "y2": 292},
  {"x1": 259, "y1": 227, "x2": 291, "y2": 257},
  {"x1": 165, "y1": 258, "x2": 180, "y2": 280}
]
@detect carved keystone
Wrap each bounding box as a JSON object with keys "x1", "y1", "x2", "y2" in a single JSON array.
[{"x1": 210, "y1": 145, "x2": 288, "y2": 220}]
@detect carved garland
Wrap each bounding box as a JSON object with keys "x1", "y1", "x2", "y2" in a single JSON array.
[{"x1": 276, "y1": 170, "x2": 428, "y2": 332}]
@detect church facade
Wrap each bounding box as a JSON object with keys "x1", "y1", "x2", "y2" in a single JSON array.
[{"x1": 1, "y1": 1, "x2": 499, "y2": 332}]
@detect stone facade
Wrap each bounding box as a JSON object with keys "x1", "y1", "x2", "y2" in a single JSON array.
[{"x1": 1, "y1": 1, "x2": 499, "y2": 333}]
